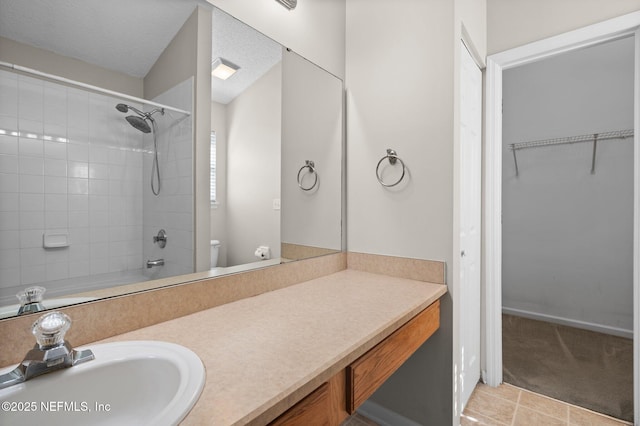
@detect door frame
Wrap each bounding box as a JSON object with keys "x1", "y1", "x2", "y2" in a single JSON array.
[{"x1": 483, "y1": 11, "x2": 640, "y2": 425}]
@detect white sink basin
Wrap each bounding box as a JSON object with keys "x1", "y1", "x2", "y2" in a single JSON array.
[{"x1": 0, "y1": 341, "x2": 205, "y2": 426}]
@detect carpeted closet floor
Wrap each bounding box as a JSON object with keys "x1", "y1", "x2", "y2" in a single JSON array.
[{"x1": 502, "y1": 314, "x2": 633, "y2": 422}]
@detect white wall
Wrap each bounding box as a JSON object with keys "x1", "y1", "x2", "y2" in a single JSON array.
[
  {"x1": 225, "y1": 63, "x2": 282, "y2": 266},
  {"x1": 502, "y1": 37, "x2": 634, "y2": 334},
  {"x1": 205, "y1": 0, "x2": 345, "y2": 80},
  {"x1": 0, "y1": 36, "x2": 143, "y2": 97},
  {"x1": 281, "y1": 49, "x2": 342, "y2": 251},
  {"x1": 346, "y1": 0, "x2": 486, "y2": 424},
  {"x1": 487, "y1": 0, "x2": 640, "y2": 55}
]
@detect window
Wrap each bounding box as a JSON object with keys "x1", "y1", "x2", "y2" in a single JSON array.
[{"x1": 210, "y1": 131, "x2": 217, "y2": 205}]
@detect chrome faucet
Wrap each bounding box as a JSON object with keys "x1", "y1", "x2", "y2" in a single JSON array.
[
  {"x1": 16, "y1": 286, "x2": 46, "y2": 316},
  {"x1": 0, "y1": 311, "x2": 94, "y2": 389},
  {"x1": 146, "y1": 258, "x2": 165, "y2": 268}
]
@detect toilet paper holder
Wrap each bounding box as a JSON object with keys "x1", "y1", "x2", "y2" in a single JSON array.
[{"x1": 254, "y1": 246, "x2": 271, "y2": 260}]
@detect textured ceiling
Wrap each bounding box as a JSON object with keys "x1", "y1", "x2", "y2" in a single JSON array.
[
  {"x1": 0, "y1": 0, "x2": 199, "y2": 78},
  {"x1": 211, "y1": 8, "x2": 282, "y2": 105},
  {"x1": 0, "y1": 0, "x2": 282, "y2": 104}
]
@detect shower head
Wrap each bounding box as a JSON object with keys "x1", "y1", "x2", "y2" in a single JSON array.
[
  {"x1": 126, "y1": 115, "x2": 152, "y2": 133},
  {"x1": 115, "y1": 103, "x2": 129, "y2": 113},
  {"x1": 115, "y1": 103, "x2": 147, "y2": 117}
]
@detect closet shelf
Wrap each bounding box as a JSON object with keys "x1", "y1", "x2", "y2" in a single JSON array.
[{"x1": 509, "y1": 129, "x2": 634, "y2": 176}]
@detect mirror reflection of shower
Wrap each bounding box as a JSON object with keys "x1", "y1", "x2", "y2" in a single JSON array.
[{"x1": 115, "y1": 103, "x2": 165, "y2": 196}]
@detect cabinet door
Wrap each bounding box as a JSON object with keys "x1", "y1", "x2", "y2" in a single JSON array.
[
  {"x1": 347, "y1": 300, "x2": 440, "y2": 413},
  {"x1": 270, "y1": 383, "x2": 330, "y2": 426}
]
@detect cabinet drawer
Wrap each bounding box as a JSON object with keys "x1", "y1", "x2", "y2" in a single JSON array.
[
  {"x1": 346, "y1": 300, "x2": 440, "y2": 413},
  {"x1": 270, "y1": 382, "x2": 330, "y2": 426}
]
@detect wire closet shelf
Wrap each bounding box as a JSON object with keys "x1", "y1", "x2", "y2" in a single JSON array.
[{"x1": 509, "y1": 129, "x2": 634, "y2": 176}]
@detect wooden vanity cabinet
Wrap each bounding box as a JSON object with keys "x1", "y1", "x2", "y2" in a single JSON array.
[{"x1": 269, "y1": 300, "x2": 440, "y2": 426}]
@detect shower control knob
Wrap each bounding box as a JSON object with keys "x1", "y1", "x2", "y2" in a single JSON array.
[{"x1": 153, "y1": 229, "x2": 167, "y2": 248}]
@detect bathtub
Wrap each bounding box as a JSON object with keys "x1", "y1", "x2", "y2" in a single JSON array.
[{"x1": 0, "y1": 270, "x2": 149, "y2": 312}]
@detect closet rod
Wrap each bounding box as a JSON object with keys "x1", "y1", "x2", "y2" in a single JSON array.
[{"x1": 510, "y1": 129, "x2": 634, "y2": 177}]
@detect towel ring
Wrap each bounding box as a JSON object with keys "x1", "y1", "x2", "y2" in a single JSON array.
[
  {"x1": 376, "y1": 149, "x2": 406, "y2": 187},
  {"x1": 297, "y1": 160, "x2": 318, "y2": 191}
]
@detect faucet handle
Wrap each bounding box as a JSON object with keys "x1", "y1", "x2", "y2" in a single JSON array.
[
  {"x1": 32, "y1": 311, "x2": 71, "y2": 349},
  {"x1": 17, "y1": 286, "x2": 46, "y2": 305}
]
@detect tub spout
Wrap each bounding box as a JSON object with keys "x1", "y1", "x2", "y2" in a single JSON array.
[{"x1": 146, "y1": 259, "x2": 165, "y2": 268}]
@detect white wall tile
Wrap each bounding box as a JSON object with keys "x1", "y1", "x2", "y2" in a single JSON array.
[
  {"x1": 45, "y1": 248, "x2": 68, "y2": 264},
  {"x1": 21, "y1": 264, "x2": 46, "y2": 285},
  {"x1": 18, "y1": 119, "x2": 43, "y2": 137},
  {"x1": 19, "y1": 174, "x2": 44, "y2": 194},
  {"x1": 67, "y1": 143, "x2": 88, "y2": 162},
  {"x1": 68, "y1": 210, "x2": 89, "y2": 228},
  {"x1": 20, "y1": 248, "x2": 46, "y2": 266},
  {"x1": 46, "y1": 262, "x2": 69, "y2": 281},
  {"x1": 0, "y1": 267, "x2": 20, "y2": 289},
  {"x1": 44, "y1": 176, "x2": 67, "y2": 194},
  {"x1": 68, "y1": 178, "x2": 89, "y2": 195},
  {"x1": 45, "y1": 194, "x2": 67, "y2": 211},
  {"x1": 0, "y1": 173, "x2": 18, "y2": 193},
  {"x1": 19, "y1": 211, "x2": 44, "y2": 230},
  {"x1": 68, "y1": 194, "x2": 88, "y2": 211},
  {"x1": 68, "y1": 161, "x2": 88, "y2": 178},
  {"x1": 18, "y1": 78, "x2": 43, "y2": 123},
  {"x1": 45, "y1": 211, "x2": 67, "y2": 229},
  {"x1": 19, "y1": 193, "x2": 44, "y2": 211},
  {"x1": 44, "y1": 158, "x2": 67, "y2": 177},
  {"x1": 0, "y1": 193, "x2": 19, "y2": 211},
  {"x1": 68, "y1": 261, "x2": 90, "y2": 278},
  {"x1": 44, "y1": 123, "x2": 67, "y2": 140},
  {"x1": 0, "y1": 249, "x2": 19, "y2": 269},
  {"x1": 0, "y1": 135, "x2": 18, "y2": 155},
  {"x1": 0, "y1": 154, "x2": 18, "y2": 174},
  {"x1": 89, "y1": 163, "x2": 109, "y2": 179},
  {"x1": 69, "y1": 243, "x2": 90, "y2": 261},
  {"x1": 0, "y1": 230, "x2": 19, "y2": 249},
  {"x1": 88, "y1": 179, "x2": 109, "y2": 195},
  {"x1": 20, "y1": 229, "x2": 43, "y2": 248},
  {"x1": 20, "y1": 156, "x2": 44, "y2": 175},
  {"x1": 0, "y1": 72, "x2": 18, "y2": 118},
  {"x1": 44, "y1": 83, "x2": 67, "y2": 126},
  {"x1": 18, "y1": 138, "x2": 43, "y2": 157},
  {"x1": 68, "y1": 228, "x2": 89, "y2": 245},
  {"x1": 0, "y1": 211, "x2": 20, "y2": 231},
  {"x1": 44, "y1": 140, "x2": 67, "y2": 159},
  {"x1": 89, "y1": 145, "x2": 110, "y2": 164}
]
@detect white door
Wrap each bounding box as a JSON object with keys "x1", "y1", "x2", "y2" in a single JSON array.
[{"x1": 459, "y1": 40, "x2": 482, "y2": 408}]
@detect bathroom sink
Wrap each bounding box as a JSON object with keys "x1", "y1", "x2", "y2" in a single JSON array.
[{"x1": 0, "y1": 341, "x2": 205, "y2": 426}]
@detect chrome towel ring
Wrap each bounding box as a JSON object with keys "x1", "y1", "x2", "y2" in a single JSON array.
[
  {"x1": 376, "y1": 149, "x2": 406, "y2": 187},
  {"x1": 297, "y1": 160, "x2": 318, "y2": 191}
]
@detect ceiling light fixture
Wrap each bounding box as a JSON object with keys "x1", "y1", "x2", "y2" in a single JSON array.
[
  {"x1": 275, "y1": 0, "x2": 297, "y2": 10},
  {"x1": 211, "y1": 57, "x2": 239, "y2": 80}
]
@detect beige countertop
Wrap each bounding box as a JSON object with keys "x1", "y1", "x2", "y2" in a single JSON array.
[{"x1": 99, "y1": 269, "x2": 447, "y2": 425}]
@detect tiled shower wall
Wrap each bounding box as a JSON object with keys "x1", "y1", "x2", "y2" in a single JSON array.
[{"x1": 0, "y1": 69, "x2": 145, "y2": 302}]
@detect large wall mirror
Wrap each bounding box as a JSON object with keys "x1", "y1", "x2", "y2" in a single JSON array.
[{"x1": 0, "y1": 0, "x2": 344, "y2": 319}]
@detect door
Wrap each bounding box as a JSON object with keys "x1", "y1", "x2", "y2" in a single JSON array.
[{"x1": 459, "y1": 40, "x2": 483, "y2": 407}]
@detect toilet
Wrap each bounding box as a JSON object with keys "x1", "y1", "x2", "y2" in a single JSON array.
[{"x1": 210, "y1": 240, "x2": 221, "y2": 268}]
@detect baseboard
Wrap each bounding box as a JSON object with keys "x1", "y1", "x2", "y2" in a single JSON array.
[
  {"x1": 357, "y1": 401, "x2": 422, "y2": 426},
  {"x1": 502, "y1": 307, "x2": 633, "y2": 339}
]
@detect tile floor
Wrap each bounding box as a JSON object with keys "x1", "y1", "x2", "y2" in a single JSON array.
[{"x1": 462, "y1": 383, "x2": 633, "y2": 426}]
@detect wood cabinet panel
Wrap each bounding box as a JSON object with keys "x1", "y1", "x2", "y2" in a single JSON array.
[
  {"x1": 346, "y1": 300, "x2": 440, "y2": 413},
  {"x1": 270, "y1": 383, "x2": 330, "y2": 426}
]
